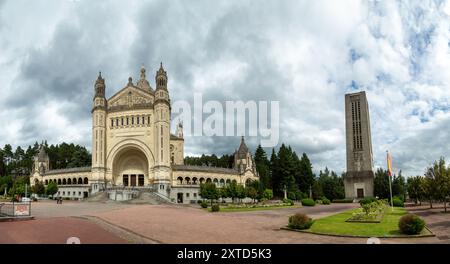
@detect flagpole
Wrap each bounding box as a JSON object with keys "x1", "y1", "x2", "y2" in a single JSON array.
[{"x1": 387, "y1": 150, "x2": 393, "y2": 211}]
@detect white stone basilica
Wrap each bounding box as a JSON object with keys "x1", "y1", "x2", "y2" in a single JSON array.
[{"x1": 30, "y1": 64, "x2": 258, "y2": 203}]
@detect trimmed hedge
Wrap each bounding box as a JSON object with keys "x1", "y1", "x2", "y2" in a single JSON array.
[
  {"x1": 392, "y1": 196, "x2": 404, "y2": 207},
  {"x1": 288, "y1": 213, "x2": 314, "y2": 230},
  {"x1": 321, "y1": 197, "x2": 331, "y2": 205},
  {"x1": 398, "y1": 214, "x2": 425, "y2": 235},
  {"x1": 301, "y1": 198, "x2": 315, "y2": 206},
  {"x1": 211, "y1": 204, "x2": 220, "y2": 212},
  {"x1": 200, "y1": 201, "x2": 208, "y2": 208}
]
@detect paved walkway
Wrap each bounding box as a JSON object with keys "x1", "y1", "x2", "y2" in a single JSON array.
[
  {"x1": 0, "y1": 217, "x2": 126, "y2": 244},
  {"x1": 2, "y1": 200, "x2": 448, "y2": 244},
  {"x1": 406, "y1": 203, "x2": 450, "y2": 243}
]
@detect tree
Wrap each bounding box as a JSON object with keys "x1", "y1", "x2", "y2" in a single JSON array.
[
  {"x1": 392, "y1": 171, "x2": 406, "y2": 200},
  {"x1": 199, "y1": 182, "x2": 219, "y2": 205},
  {"x1": 269, "y1": 148, "x2": 279, "y2": 196},
  {"x1": 297, "y1": 153, "x2": 314, "y2": 193},
  {"x1": 32, "y1": 181, "x2": 46, "y2": 195},
  {"x1": 254, "y1": 145, "x2": 270, "y2": 190},
  {"x1": 374, "y1": 168, "x2": 390, "y2": 199},
  {"x1": 46, "y1": 181, "x2": 58, "y2": 197},
  {"x1": 427, "y1": 158, "x2": 450, "y2": 212},
  {"x1": 246, "y1": 186, "x2": 258, "y2": 203},
  {"x1": 407, "y1": 176, "x2": 425, "y2": 205}
]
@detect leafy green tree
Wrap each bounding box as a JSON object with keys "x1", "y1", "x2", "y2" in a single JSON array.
[
  {"x1": 407, "y1": 176, "x2": 426, "y2": 205},
  {"x1": 46, "y1": 181, "x2": 58, "y2": 197},
  {"x1": 246, "y1": 186, "x2": 258, "y2": 203},
  {"x1": 236, "y1": 184, "x2": 246, "y2": 203},
  {"x1": 32, "y1": 181, "x2": 46, "y2": 195},
  {"x1": 199, "y1": 182, "x2": 219, "y2": 205},
  {"x1": 374, "y1": 168, "x2": 390, "y2": 199}
]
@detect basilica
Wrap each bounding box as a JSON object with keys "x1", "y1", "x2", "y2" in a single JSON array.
[{"x1": 30, "y1": 64, "x2": 258, "y2": 203}]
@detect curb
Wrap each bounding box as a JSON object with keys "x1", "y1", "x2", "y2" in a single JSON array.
[
  {"x1": 0, "y1": 216, "x2": 34, "y2": 222},
  {"x1": 280, "y1": 226, "x2": 436, "y2": 239}
]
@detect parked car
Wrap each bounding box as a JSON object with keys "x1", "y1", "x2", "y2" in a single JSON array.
[{"x1": 21, "y1": 197, "x2": 31, "y2": 202}]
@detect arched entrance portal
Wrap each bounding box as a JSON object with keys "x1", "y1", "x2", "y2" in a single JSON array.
[{"x1": 112, "y1": 147, "x2": 149, "y2": 187}]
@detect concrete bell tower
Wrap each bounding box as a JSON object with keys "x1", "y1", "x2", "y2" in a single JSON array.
[
  {"x1": 154, "y1": 62, "x2": 171, "y2": 194},
  {"x1": 91, "y1": 72, "x2": 107, "y2": 192}
]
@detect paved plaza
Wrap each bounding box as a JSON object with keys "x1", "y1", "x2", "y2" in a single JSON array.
[{"x1": 1, "y1": 200, "x2": 449, "y2": 244}]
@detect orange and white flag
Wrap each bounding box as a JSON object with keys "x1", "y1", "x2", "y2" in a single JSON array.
[{"x1": 387, "y1": 152, "x2": 393, "y2": 177}]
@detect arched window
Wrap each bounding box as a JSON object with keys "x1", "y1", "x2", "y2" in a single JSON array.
[
  {"x1": 185, "y1": 177, "x2": 190, "y2": 184},
  {"x1": 58, "y1": 179, "x2": 61, "y2": 185},
  {"x1": 63, "y1": 179, "x2": 66, "y2": 185},
  {"x1": 137, "y1": 115, "x2": 140, "y2": 124},
  {"x1": 73, "y1": 178, "x2": 77, "y2": 185},
  {"x1": 206, "y1": 178, "x2": 212, "y2": 183},
  {"x1": 177, "y1": 177, "x2": 183, "y2": 185},
  {"x1": 192, "y1": 177, "x2": 198, "y2": 184},
  {"x1": 245, "y1": 178, "x2": 252, "y2": 186},
  {"x1": 68, "y1": 178, "x2": 72, "y2": 184},
  {"x1": 213, "y1": 179, "x2": 218, "y2": 186},
  {"x1": 78, "y1": 178, "x2": 82, "y2": 184},
  {"x1": 45, "y1": 180, "x2": 48, "y2": 185},
  {"x1": 226, "y1": 179, "x2": 231, "y2": 186},
  {"x1": 84, "y1": 177, "x2": 88, "y2": 184},
  {"x1": 219, "y1": 179, "x2": 225, "y2": 187},
  {"x1": 199, "y1": 178, "x2": 205, "y2": 184}
]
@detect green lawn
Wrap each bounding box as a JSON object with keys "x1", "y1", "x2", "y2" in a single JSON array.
[
  {"x1": 303, "y1": 207, "x2": 432, "y2": 237},
  {"x1": 206, "y1": 204, "x2": 301, "y2": 212}
]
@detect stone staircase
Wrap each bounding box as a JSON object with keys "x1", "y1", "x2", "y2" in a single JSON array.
[{"x1": 103, "y1": 186, "x2": 172, "y2": 204}]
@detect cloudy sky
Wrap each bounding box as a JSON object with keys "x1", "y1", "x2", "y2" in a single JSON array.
[{"x1": 0, "y1": 0, "x2": 449, "y2": 176}]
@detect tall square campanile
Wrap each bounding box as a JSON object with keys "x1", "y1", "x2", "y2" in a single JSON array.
[{"x1": 344, "y1": 91, "x2": 374, "y2": 199}]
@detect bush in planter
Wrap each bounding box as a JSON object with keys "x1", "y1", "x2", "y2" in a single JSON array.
[
  {"x1": 321, "y1": 197, "x2": 331, "y2": 205},
  {"x1": 200, "y1": 201, "x2": 208, "y2": 208},
  {"x1": 301, "y1": 198, "x2": 315, "y2": 206},
  {"x1": 399, "y1": 214, "x2": 425, "y2": 235},
  {"x1": 288, "y1": 213, "x2": 314, "y2": 230},
  {"x1": 211, "y1": 204, "x2": 220, "y2": 212},
  {"x1": 392, "y1": 196, "x2": 404, "y2": 207}
]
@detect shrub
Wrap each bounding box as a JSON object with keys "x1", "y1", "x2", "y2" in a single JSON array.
[
  {"x1": 283, "y1": 198, "x2": 294, "y2": 206},
  {"x1": 399, "y1": 214, "x2": 425, "y2": 235},
  {"x1": 200, "y1": 201, "x2": 208, "y2": 208},
  {"x1": 392, "y1": 196, "x2": 404, "y2": 207},
  {"x1": 288, "y1": 213, "x2": 314, "y2": 230},
  {"x1": 315, "y1": 199, "x2": 323, "y2": 204},
  {"x1": 301, "y1": 198, "x2": 315, "y2": 206},
  {"x1": 321, "y1": 197, "x2": 331, "y2": 205},
  {"x1": 332, "y1": 199, "x2": 353, "y2": 203},
  {"x1": 262, "y1": 189, "x2": 273, "y2": 200},
  {"x1": 197, "y1": 200, "x2": 202, "y2": 204},
  {"x1": 211, "y1": 204, "x2": 220, "y2": 212}
]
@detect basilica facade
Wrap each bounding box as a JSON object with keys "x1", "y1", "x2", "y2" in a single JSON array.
[{"x1": 30, "y1": 64, "x2": 259, "y2": 203}]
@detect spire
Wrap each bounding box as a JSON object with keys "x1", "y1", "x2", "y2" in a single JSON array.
[
  {"x1": 155, "y1": 61, "x2": 168, "y2": 91},
  {"x1": 237, "y1": 136, "x2": 249, "y2": 158},
  {"x1": 140, "y1": 64, "x2": 146, "y2": 79},
  {"x1": 94, "y1": 71, "x2": 105, "y2": 98},
  {"x1": 127, "y1": 76, "x2": 133, "y2": 86},
  {"x1": 137, "y1": 64, "x2": 152, "y2": 91}
]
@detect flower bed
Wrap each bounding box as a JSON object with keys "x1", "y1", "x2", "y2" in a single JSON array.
[{"x1": 346, "y1": 199, "x2": 388, "y2": 223}]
